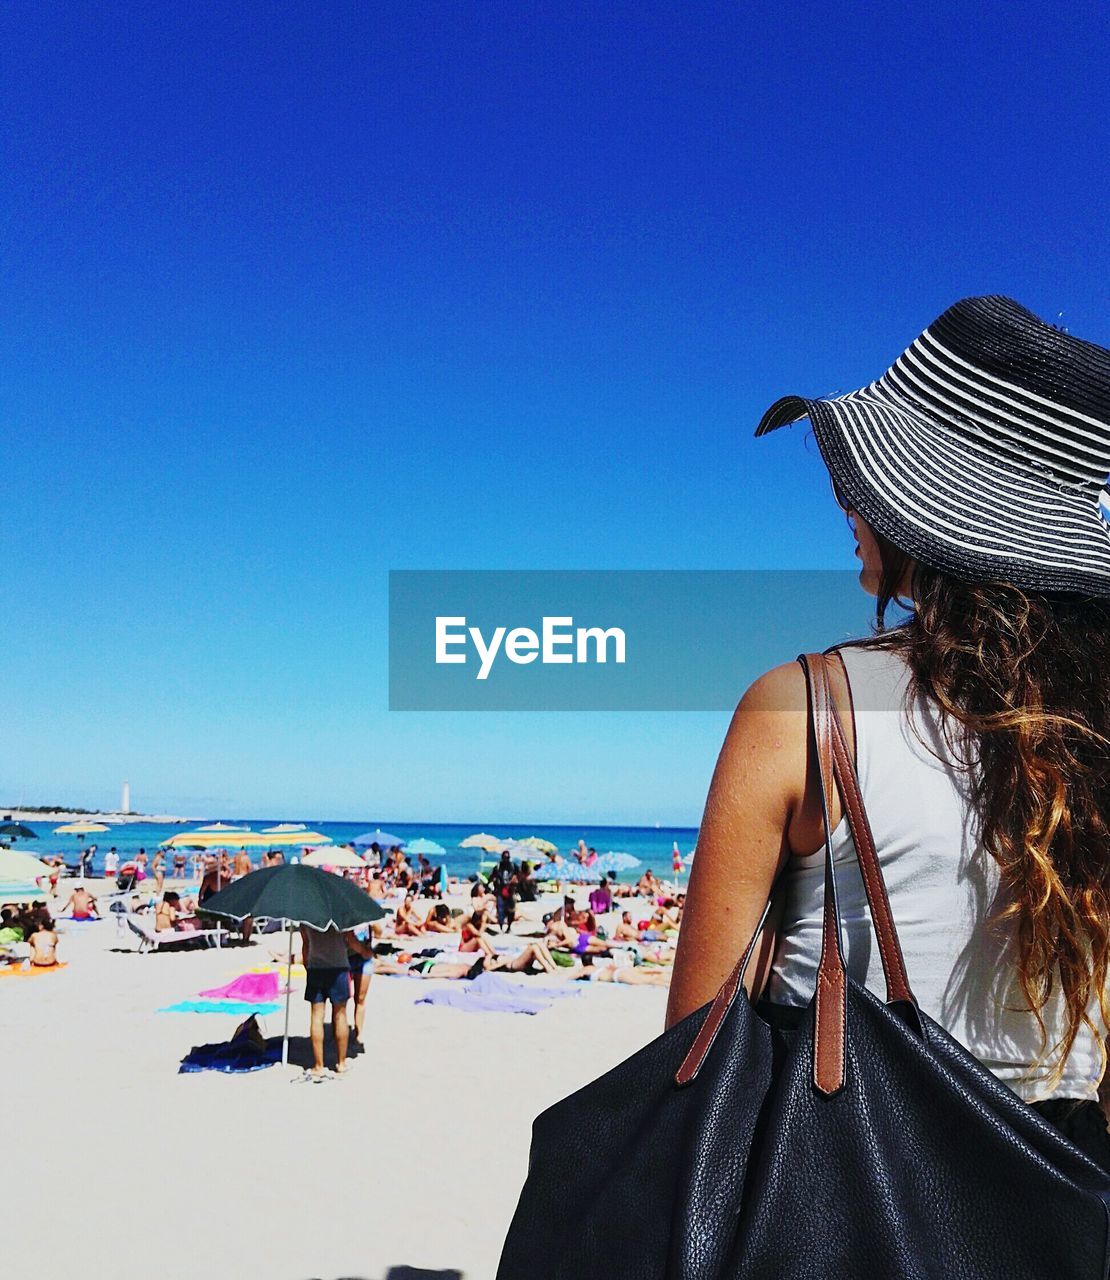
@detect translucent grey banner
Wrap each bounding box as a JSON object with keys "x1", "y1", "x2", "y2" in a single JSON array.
[{"x1": 389, "y1": 571, "x2": 883, "y2": 711}]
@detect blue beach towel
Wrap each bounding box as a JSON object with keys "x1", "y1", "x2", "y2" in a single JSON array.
[
  {"x1": 158, "y1": 999, "x2": 282, "y2": 1016},
  {"x1": 178, "y1": 1038, "x2": 281, "y2": 1073}
]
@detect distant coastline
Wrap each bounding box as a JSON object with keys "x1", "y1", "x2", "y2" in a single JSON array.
[{"x1": 0, "y1": 807, "x2": 195, "y2": 825}]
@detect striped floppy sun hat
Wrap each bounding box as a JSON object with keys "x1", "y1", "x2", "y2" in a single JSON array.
[{"x1": 756, "y1": 296, "x2": 1110, "y2": 595}]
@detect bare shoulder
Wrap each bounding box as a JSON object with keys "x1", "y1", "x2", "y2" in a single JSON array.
[{"x1": 715, "y1": 661, "x2": 808, "y2": 773}]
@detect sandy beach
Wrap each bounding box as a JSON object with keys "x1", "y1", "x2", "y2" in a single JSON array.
[{"x1": 2, "y1": 884, "x2": 670, "y2": 1280}]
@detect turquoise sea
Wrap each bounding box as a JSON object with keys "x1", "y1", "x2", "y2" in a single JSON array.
[{"x1": 19, "y1": 819, "x2": 699, "y2": 881}]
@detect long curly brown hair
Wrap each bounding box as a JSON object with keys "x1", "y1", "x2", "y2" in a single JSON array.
[{"x1": 868, "y1": 534, "x2": 1110, "y2": 1089}]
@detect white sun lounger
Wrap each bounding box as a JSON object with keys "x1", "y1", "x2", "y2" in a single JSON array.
[{"x1": 126, "y1": 915, "x2": 223, "y2": 953}]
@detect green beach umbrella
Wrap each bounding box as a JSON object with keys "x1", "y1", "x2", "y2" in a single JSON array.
[
  {"x1": 200, "y1": 864, "x2": 385, "y2": 1066},
  {"x1": 0, "y1": 823, "x2": 38, "y2": 842}
]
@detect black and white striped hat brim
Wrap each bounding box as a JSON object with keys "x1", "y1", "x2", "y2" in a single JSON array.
[{"x1": 756, "y1": 295, "x2": 1110, "y2": 596}]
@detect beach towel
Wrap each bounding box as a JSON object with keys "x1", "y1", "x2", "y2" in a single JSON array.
[
  {"x1": 198, "y1": 972, "x2": 282, "y2": 1002},
  {"x1": 414, "y1": 972, "x2": 580, "y2": 1015},
  {"x1": 179, "y1": 1031, "x2": 281, "y2": 1074},
  {"x1": 249, "y1": 963, "x2": 305, "y2": 979},
  {"x1": 158, "y1": 999, "x2": 281, "y2": 1016},
  {"x1": 0, "y1": 962, "x2": 68, "y2": 978}
]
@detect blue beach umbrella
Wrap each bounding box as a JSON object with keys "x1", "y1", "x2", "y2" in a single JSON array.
[
  {"x1": 352, "y1": 829, "x2": 405, "y2": 849},
  {"x1": 594, "y1": 851, "x2": 641, "y2": 873},
  {"x1": 405, "y1": 838, "x2": 446, "y2": 856},
  {"x1": 562, "y1": 865, "x2": 603, "y2": 884}
]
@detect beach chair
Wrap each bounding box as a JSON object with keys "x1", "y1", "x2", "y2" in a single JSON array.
[{"x1": 126, "y1": 915, "x2": 223, "y2": 953}]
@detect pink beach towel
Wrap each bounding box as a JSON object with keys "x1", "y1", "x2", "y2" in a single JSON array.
[{"x1": 198, "y1": 972, "x2": 281, "y2": 1002}]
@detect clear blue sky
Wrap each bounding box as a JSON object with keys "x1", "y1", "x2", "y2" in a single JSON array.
[{"x1": 3, "y1": 2, "x2": 1108, "y2": 823}]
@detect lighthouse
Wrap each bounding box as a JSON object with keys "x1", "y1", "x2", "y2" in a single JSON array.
[{"x1": 121, "y1": 781, "x2": 131, "y2": 814}]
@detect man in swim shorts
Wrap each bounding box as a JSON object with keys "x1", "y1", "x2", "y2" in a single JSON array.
[
  {"x1": 300, "y1": 924, "x2": 353, "y2": 1080},
  {"x1": 61, "y1": 886, "x2": 99, "y2": 921}
]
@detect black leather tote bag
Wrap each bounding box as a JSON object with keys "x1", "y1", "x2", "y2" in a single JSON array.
[{"x1": 497, "y1": 653, "x2": 1110, "y2": 1279}]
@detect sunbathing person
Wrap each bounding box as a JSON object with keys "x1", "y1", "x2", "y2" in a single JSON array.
[
  {"x1": 61, "y1": 886, "x2": 99, "y2": 921},
  {"x1": 648, "y1": 899, "x2": 681, "y2": 933},
  {"x1": 486, "y1": 940, "x2": 561, "y2": 975},
  {"x1": 374, "y1": 940, "x2": 559, "y2": 979},
  {"x1": 613, "y1": 911, "x2": 642, "y2": 942},
  {"x1": 569, "y1": 959, "x2": 671, "y2": 986},
  {"x1": 27, "y1": 917, "x2": 59, "y2": 968},
  {"x1": 393, "y1": 890, "x2": 426, "y2": 937},
  {"x1": 635, "y1": 869, "x2": 661, "y2": 898},
  {"x1": 544, "y1": 912, "x2": 576, "y2": 946},
  {"x1": 155, "y1": 892, "x2": 200, "y2": 932},
  {"x1": 422, "y1": 903, "x2": 456, "y2": 934},
  {"x1": 458, "y1": 907, "x2": 497, "y2": 958}
]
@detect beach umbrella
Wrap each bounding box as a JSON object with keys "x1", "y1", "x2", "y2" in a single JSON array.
[
  {"x1": 0, "y1": 849, "x2": 53, "y2": 882},
  {"x1": 533, "y1": 860, "x2": 565, "y2": 882},
  {"x1": 562, "y1": 864, "x2": 603, "y2": 884},
  {"x1": 404, "y1": 838, "x2": 446, "y2": 856},
  {"x1": 0, "y1": 882, "x2": 51, "y2": 904},
  {"x1": 459, "y1": 833, "x2": 506, "y2": 851},
  {"x1": 53, "y1": 821, "x2": 110, "y2": 836},
  {"x1": 0, "y1": 823, "x2": 38, "y2": 842},
  {"x1": 594, "y1": 851, "x2": 641, "y2": 873},
  {"x1": 351, "y1": 829, "x2": 405, "y2": 849},
  {"x1": 200, "y1": 864, "x2": 386, "y2": 1066},
  {"x1": 302, "y1": 846, "x2": 365, "y2": 869},
  {"x1": 0, "y1": 849, "x2": 53, "y2": 904},
  {"x1": 516, "y1": 836, "x2": 557, "y2": 855},
  {"x1": 500, "y1": 842, "x2": 543, "y2": 862},
  {"x1": 261, "y1": 830, "x2": 331, "y2": 847},
  {"x1": 159, "y1": 828, "x2": 274, "y2": 849}
]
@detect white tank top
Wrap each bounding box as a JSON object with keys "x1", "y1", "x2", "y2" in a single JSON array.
[{"x1": 766, "y1": 644, "x2": 1108, "y2": 1103}]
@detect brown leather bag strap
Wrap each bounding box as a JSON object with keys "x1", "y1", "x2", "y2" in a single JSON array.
[
  {"x1": 805, "y1": 651, "x2": 919, "y2": 1093},
  {"x1": 674, "y1": 896, "x2": 775, "y2": 1087},
  {"x1": 823, "y1": 664, "x2": 915, "y2": 1006},
  {"x1": 804, "y1": 651, "x2": 849, "y2": 1095}
]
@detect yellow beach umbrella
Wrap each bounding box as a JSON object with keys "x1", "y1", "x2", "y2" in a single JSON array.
[
  {"x1": 302, "y1": 846, "x2": 364, "y2": 868},
  {"x1": 517, "y1": 836, "x2": 558, "y2": 855},
  {"x1": 53, "y1": 821, "x2": 111, "y2": 835}
]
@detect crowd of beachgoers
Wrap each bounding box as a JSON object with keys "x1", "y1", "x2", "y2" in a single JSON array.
[{"x1": 0, "y1": 839, "x2": 687, "y2": 1032}]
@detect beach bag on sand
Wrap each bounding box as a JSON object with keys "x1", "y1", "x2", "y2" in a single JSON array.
[{"x1": 498, "y1": 653, "x2": 1110, "y2": 1280}]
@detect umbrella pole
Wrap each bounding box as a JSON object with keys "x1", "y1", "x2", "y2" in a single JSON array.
[{"x1": 282, "y1": 921, "x2": 293, "y2": 1066}]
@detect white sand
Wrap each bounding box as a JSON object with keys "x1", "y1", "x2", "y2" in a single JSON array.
[{"x1": 2, "y1": 893, "x2": 669, "y2": 1280}]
